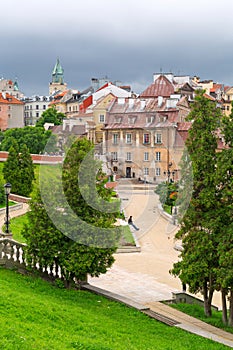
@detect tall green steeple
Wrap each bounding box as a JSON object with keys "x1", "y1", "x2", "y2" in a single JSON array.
[{"x1": 52, "y1": 58, "x2": 64, "y2": 84}]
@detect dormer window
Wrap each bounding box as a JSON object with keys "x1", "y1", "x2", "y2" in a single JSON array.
[
  {"x1": 115, "y1": 116, "x2": 122, "y2": 123},
  {"x1": 128, "y1": 116, "x2": 136, "y2": 124},
  {"x1": 147, "y1": 116, "x2": 155, "y2": 124},
  {"x1": 159, "y1": 115, "x2": 167, "y2": 122}
]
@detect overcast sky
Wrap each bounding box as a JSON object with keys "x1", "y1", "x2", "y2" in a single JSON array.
[{"x1": 1, "y1": 0, "x2": 233, "y2": 96}]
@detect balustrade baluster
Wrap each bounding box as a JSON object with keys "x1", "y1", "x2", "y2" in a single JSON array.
[
  {"x1": 3, "y1": 241, "x2": 8, "y2": 258},
  {"x1": 10, "y1": 243, "x2": 14, "y2": 260},
  {"x1": 55, "y1": 262, "x2": 59, "y2": 278},
  {"x1": 16, "y1": 245, "x2": 20, "y2": 262},
  {"x1": 50, "y1": 263, "x2": 54, "y2": 277}
]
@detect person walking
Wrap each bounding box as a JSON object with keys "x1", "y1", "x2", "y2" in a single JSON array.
[{"x1": 128, "y1": 216, "x2": 139, "y2": 230}]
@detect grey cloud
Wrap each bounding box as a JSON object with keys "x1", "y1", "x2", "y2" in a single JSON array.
[{"x1": 2, "y1": 0, "x2": 233, "y2": 95}]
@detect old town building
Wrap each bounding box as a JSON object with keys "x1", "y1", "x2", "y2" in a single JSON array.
[
  {"x1": 99, "y1": 74, "x2": 191, "y2": 183},
  {"x1": 0, "y1": 92, "x2": 24, "y2": 130}
]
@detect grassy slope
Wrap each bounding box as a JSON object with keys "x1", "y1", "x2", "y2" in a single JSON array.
[{"x1": 0, "y1": 268, "x2": 229, "y2": 350}]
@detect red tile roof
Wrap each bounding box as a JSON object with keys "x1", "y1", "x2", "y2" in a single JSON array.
[
  {"x1": 203, "y1": 93, "x2": 216, "y2": 101},
  {"x1": 140, "y1": 75, "x2": 175, "y2": 98},
  {"x1": 210, "y1": 84, "x2": 222, "y2": 93},
  {"x1": 0, "y1": 93, "x2": 23, "y2": 105},
  {"x1": 177, "y1": 122, "x2": 192, "y2": 131}
]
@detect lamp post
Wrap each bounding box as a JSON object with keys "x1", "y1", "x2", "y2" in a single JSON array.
[
  {"x1": 4, "y1": 183, "x2": 11, "y2": 235},
  {"x1": 164, "y1": 164, "x2": 177, "y2": 183}
]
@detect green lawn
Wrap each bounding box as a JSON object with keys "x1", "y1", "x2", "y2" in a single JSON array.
[
  {"x1": 170, "y1": 302, "x2": 233, "y2": 334},
  {"x1": 120, "y1": 225, "x2": 136, "y2": 245},
  {"x1": 10, "y1": 213, "x2": 28, "y2": 243},
  {"x1": 0, "y1": 200, "x2": 17, "y2": 209},
  {"x1": 0, "y1": 268, "x2": 229, "y2": 350}
]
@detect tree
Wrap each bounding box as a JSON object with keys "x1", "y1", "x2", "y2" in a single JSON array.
[
  {"x1": 3, "y1": 142, "x2": 34, "y2": 196},
  {"x1": 17, "y1": 144, "x2": 35, "y2": 196},
  {"x1": 155, "y1": 181, "x2": 178, "y2": 214},
  {"x1": 171, "y1": 90, "x2": 221, "y2": 317},
  {"x1": 213, "y1": 108, "x2": 233, "y2": 325},
  {"x1": 0, "y1": 126, "x2": 57, "y2": 154},
  {"x1": 36, "y1": 107, "x2": 66, "y2": 128},
  {"x1": 22, "y1": 138, "x2": 121, "y2": 287},
  {"x1": 3, "y1": 140, "x2": 20, "y2": 194}
]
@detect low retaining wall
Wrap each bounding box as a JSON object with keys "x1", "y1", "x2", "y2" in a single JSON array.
[
  {"x1": 117, "y1": 246, "x2": 141, "y2": 253},
  {"x1": 0, "y1": 151, "x2": 63, "y2": 164},
  {"x1": 157, "y1": 203, "x2": 172, "y2": 222},
  {"x1": 171, "y1": 291, "x2": 218, "y2": 311},
  {"x1": 0, "y1": 203, "x2": 23, "y2": 215},
  {"x1": 9, "y1": 194, "x2": 30, "y2": 203}
]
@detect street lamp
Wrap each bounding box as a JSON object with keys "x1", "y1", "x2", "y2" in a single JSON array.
[
  {"x1": 4, "y1": 183, "x2": 11, "y2": 235},
  {"x1": 164, "y1": 163, "x2": 177, "y2": 183}
]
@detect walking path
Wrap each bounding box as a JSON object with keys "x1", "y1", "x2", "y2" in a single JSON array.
[{"x1": 88, "y1": 178, "x2": 233, "y2": 348}]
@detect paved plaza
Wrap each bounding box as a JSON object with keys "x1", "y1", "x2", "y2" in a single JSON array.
[{"x1": 89, "y1": 179, "x2": 181, "y2": 303}]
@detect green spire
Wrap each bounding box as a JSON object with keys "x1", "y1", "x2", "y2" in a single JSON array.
[
  {"x1": 52, "y1": 58, "x2": 64, "y2": 84},
  {"x1": 13, "y1": 80, "x2": 19, "y2": 91}
]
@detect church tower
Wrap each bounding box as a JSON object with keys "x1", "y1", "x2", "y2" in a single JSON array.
[{"x1": 49, "y1": 58, "x2": 67, "y2": 95}]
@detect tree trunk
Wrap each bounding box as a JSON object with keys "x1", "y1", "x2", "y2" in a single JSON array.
[
  {"x1": 221, "y1": 288, "x2": 228, "y2": 325},
  {"x1": 228, "y1": 289, "x2": 233, "y2": 327},
  {"x1": 203, "y1": 281, "x2": 213, "y2": 317}
]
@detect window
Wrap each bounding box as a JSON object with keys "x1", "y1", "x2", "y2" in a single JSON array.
[
  {"x1": 43, "y1": 105, "x2": 46, "y2": 110},
  {"x1": 36, "y1": 105, "x2": 39, "y2": 110},
  {"x1": 113, "y1": 166, "x2": 118, "y2": 172},
  {"x1": 115, "y1": 116, "x2": 122, "y2": 123},
  {"x1": 69, "y1": 106, "x2": 72, "y2": 112},
  {"x1": 144, "y1": 152, "x2": 149, "y2": 161},
  {"x1": 155, "y1": 133, "x2": 162, "y2": 144},
  {"x1": 144, "y1": 167, "x2": 149, "y2": 175},
  {"x1": 112, "y1": 133, "x2": 119, "y2": 144},
  {"x1": 8, "y1": 114, "x2": 11, "y2": 118},
  {"x1": 143, "y1": 133, "x2": 150, "y2": 144},
  {"x1": 36, "y1": 112, "x2": 39, "y2": 118},
  {"x1": 99, "y1": 114, "x2": 105, "y2": 123},
  {"x1": 147, "y1": 116, "x2": 154, "y2": 124},
  {"x1": 128, "y1": 116, "x2": 136, "y2": 124},
  {"x1": 155, "y1": 152, "x2": 161, "y2": 162},
  {"x1": 111, "y1": 152, "x2": 118, "y2": 161},
  {"x1": 8, "y1": 106, "x2": 11, "y2": 110},
  {"x1": 126, "y1": 152, "x2": 132, "y2": 161},
  {"x1": 156, "y1": 168, "x2": 161, "y2": 176},
  {"x1": 126, "y1": 133, "x2": 132, "y2": 144}
]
